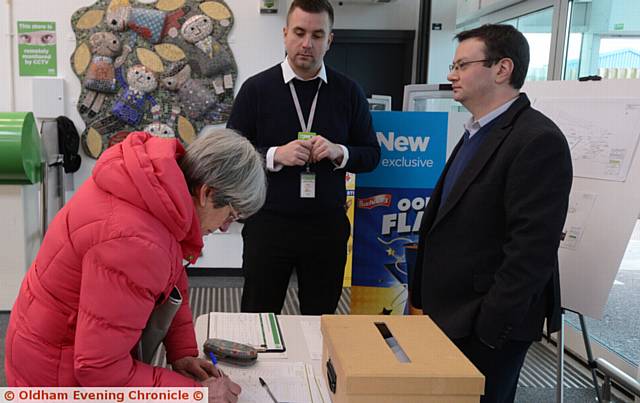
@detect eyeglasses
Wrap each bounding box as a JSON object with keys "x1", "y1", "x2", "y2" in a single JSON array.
[
  {"x1": 227, "y1": 203, "x2": 242, "y2": 222},
  {"x1": 448, "y1": 59, "x2": 494, "y2": 72}
]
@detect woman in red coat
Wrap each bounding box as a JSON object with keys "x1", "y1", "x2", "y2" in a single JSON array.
[{"x1": 5, "y1": 128, "x2": 266, "y2": 403}]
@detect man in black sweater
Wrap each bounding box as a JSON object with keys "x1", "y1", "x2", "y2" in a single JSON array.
[{"x1": 227, "y1": 0, "x2": 380, "y2": 314}]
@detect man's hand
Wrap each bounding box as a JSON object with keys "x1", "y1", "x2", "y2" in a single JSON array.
[
  {"x1": 203, "y1": 375, "x2": 242, "y2": 403},
  {"x1": 309, "y1": 136, "x2": 343, "y2": 164},
  {"x1": 172, "y1": 356, "x2": 220, "y2": 381},
  {"x1": 274, "y1": 139, "x2": 313, "y2": 166}
]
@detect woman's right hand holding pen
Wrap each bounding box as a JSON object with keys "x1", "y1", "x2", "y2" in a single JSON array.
[
  {"x1": 172, "y1": 355, "x2": 240, "y2": 401},
  {"x1": 172, "y1": 356, "x2": 222, "y2": 380},
  {"x1": 203, "y1": 351, "x2": 241, "y2": 402}
]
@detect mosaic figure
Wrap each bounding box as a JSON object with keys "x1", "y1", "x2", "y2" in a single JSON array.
[
  {"x1": 111, "y1": 64, "x2": 158, "y2": 126},
  {"x1": 105, "y1": 4, "x2": 167, "y2": 45},
  {"x1": 179, "y1": 13, "x2": 235, "y2": 84},
  {"x1": 144, "y1": 105, "x2": 181, "y2": 138},
  {"x1": 160, "y1": 61, "x2": 228, "y2": 121},
  {"x1": 79, "y1": 32, "x2": 129, "y2": 117}
]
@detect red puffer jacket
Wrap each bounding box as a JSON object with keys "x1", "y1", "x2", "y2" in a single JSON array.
[{"x1": 5, "y1": 132, "x2": 204, "y2": 387}]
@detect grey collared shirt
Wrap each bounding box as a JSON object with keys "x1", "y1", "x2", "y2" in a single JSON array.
[{"x1": 464, "y1": 96, "x2": 519, "y2": 139}]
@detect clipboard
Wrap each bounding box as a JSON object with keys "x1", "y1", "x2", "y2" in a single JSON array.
[{"x1": 207, "y1": 312, "x2": 286, "y2": 353}]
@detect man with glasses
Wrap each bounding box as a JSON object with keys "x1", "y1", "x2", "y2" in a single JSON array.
[
  {"x1": 409, "y1": 24, "x2": 572, "y2": 402},
  {"x1": 227, "y1": 0, "x2": 380, "y2": 315}
]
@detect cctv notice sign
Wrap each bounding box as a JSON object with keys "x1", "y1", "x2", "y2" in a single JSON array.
[
  {"x1": 17, "y1": 21, "x2": 57, "y2": 76},
  {"x1": 351, "y1": 112, "x2": 447, "y2": 315}
]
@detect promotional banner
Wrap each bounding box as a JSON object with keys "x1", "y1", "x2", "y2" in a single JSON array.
[
  {"x1": 17, "y1": 21, "x2": 57, "y2": 76},
  {"x1": 351, "y1": 112, "x2": 448, "y2": 315},
  {"x1": 343, "y1": 172, "x2": 356, "y2": 287}
]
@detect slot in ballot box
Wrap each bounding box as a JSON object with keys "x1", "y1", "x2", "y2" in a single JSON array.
[{"x1": 321, "y1": 315, "x2": 485, "y2": 403}]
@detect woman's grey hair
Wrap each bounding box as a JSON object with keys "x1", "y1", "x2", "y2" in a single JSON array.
[{"x1": 180, "y1": 127, "x2": 267, "y2": 218}]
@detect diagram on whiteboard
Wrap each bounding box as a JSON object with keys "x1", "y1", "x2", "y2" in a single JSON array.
[
  {"x1": 560, "y1": 191, "x2": 597, "y2": 250},
  {"x1": 534, "y1": 99, "x2": 640, "y2": 182}
]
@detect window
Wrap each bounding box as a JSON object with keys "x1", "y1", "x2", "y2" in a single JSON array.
[
  {"x1": 561, "y1": 1, "x2": 640, "y2": 370},
  {"x1": 564, "y1": 0, "x2": 640, "y2": 80},
  {"x1": 502, "y1": 7, "x2": 554, "y2": 82}
]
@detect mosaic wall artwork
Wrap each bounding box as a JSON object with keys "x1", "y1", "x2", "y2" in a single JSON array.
[{"x1": 70, "y1": 0, "x2": 237, "y2": 158}]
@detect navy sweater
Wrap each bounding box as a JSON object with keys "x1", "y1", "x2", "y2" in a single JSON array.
[
  {"x1": 440, "y1": 118, "x2": 499, "y2": 205},
  {"x1": 227, "y1": 64, "x2": 380, "y2": 216}
]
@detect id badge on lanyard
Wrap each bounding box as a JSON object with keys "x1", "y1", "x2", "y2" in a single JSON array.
[
  {"x1": 300, "y1": 171, "x2": 316, "y2": 198},
  {"x1": 290, "y1": 80, "x2": 321, "y2": 199}
]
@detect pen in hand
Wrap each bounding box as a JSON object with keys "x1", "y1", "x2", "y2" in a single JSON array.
[
  {"x1": 259, "y1": 376, "x2": 279, "y2": 403},
  {"x1": 208, "y1": 351, "x2": 224, "y2": 377}
]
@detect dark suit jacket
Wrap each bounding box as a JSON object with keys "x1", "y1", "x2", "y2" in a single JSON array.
[{"x1": 409, "y1": 93, "x2": 572, "y2": 349}]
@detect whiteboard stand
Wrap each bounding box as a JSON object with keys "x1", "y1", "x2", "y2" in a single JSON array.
[
  {"x1": 577, "y1": 311, "x2": 603, "y2": 403},
  {"x1": 556, "y1": 308, "x2": 603, "y2": 403},
  {"x1": 556, "y1": 310, "x2": 564, "y2": 403}
]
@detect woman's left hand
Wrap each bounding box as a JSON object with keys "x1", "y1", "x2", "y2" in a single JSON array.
[{"x1": 172, "y1": 356, "x2": 221, "y2": 381}]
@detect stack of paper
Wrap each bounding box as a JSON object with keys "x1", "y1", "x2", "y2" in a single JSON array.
[
  {"x1": 300, "y1": 318, "x2": 323, "y2": 360},
  {"x1": 220, "y1": 361, "x2": 331, "y2": 403}
]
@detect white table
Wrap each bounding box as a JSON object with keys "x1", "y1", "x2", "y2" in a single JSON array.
[{"x1": 194, "y1": 314, "x2": 323, "y2": 375}]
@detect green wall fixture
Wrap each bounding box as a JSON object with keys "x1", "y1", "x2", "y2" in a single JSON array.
[{"x1": 0, "y1": 112, "x2": 42, "y2": 184}]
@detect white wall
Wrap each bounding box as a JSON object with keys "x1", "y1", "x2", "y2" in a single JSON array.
[
  {"x1": 0, "y1": 0, "x2": 431, "y2": 269},
  {"x1": 330, "y1": 1, "x2": 420, "y2": 30},
  {"x1": 0, "y1": 185, "x2": 41, "y2": 309}
]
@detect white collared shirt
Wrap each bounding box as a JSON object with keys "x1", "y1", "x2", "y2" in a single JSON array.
[
  {"x1": 266, "y1": 58, "x2": 349, "y2": 172},
  {"x1": 464, "y1": 96, "x2": 519, "y2": 139},
  {"x1": 280, "y1": 57, "x2": 328, "y2": 84}
]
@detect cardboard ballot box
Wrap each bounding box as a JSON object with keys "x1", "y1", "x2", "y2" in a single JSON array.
[{"x1": 321, "y1": 315, "x2": 484, "y2": 403}]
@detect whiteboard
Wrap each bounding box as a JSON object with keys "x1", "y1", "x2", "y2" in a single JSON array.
[{"x1": 523, "y1": 80, "x2": 640, "y2": 319}]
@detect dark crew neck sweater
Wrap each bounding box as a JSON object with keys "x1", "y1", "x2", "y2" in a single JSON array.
[{"x1": 227, "y1": 64, "x2": 380, "y2": 216}]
